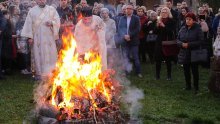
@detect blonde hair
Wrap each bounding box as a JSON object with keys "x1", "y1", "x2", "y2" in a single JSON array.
[
  {"x1": 137, "y1": 6, "x2": 147, "y2": 13},
  {"x1": 160, "y1": 7, "x2": 173, "y2": 18}
]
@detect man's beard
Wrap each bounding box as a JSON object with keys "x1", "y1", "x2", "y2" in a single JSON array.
[{"x1": 39, "y1": 4, "x2": 46, "y2": 8}]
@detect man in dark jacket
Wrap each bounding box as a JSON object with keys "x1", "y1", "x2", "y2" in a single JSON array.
[
  {"x1": 0, "y1": 10, "x2": 9, "y2": 79},
  {"x1": 165, "y1": 0, "x2": 178, "y2": 36},
  {"x1": 118, "y1": 3, "x2": 142, "y2": 78}
]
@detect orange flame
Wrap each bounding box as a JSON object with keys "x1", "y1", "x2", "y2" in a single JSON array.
[{"x1": 50, "y1": 29, "x2": 112, "y2": 115}]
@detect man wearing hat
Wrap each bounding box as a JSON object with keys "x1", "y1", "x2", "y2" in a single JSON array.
[{"x1": 74, "y1": 7, "x2": 107, "y2": 70}]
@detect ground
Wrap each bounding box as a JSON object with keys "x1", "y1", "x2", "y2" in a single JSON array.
[{"x1": 0, "y1": 63, "x2": 220, "y2": 124}]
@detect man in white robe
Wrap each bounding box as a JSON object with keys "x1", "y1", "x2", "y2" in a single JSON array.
[
  {"x1": 74, "y1": 7, "x2": 107, "y2": 70},
  {"x1": 21, "y1": 0, "x2": 60, "y2": 78}
]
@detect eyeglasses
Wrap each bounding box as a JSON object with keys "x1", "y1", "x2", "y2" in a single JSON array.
[
  {"x1": 126, "y1": 8, "x2": 133, "y2": 10},
  {"x1": 138, "y1": 11, "x2": 143, "y2": 12}
]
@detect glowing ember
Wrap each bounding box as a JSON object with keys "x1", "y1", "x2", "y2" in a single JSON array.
[{"x1": 48, "y1": 30, "x2": 119, "y2": 121}]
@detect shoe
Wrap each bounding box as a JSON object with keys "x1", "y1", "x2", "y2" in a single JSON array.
[
  {"x1": 21, "y1": 69, "x2": 32, "y2": 75},
  {"x1": 137, "y1": 74, "x2": 143, "y2": 78},
  {"x1": 166, "y1": 77, "x2": 172, "y2": 81},
  {"x1": 0, "y1": 75, "x2": 6, "y2": 80},
  {"x1": 155, "y1": 76, "x2": 160, "y2": 80},
  {"x1": 183, "y1": 87, "x2": 191, "y2": 91},
  {"x1": 194, "y1": 90, "x2": 199, "y2": 95}
]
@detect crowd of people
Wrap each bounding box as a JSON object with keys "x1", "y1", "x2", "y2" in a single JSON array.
[{"x1": 0, "y1": 0, "x2": 220, "y2": 94}]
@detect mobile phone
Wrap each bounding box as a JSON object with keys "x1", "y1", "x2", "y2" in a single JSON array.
[{"x1": 199, "y1": 15, "x2": 205, "y2": 20}]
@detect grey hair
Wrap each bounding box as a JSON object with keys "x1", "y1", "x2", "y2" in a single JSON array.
[
  {"x1": 101, "y1": 8, "x2": 109, "y2": 14},
  {"x1": 150, "y1": 11, "x2": 157, "y2": 17}
]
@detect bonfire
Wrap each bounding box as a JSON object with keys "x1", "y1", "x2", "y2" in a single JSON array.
[{"x1": 33, "y1": 30, "x2": 127, "y2": 124}]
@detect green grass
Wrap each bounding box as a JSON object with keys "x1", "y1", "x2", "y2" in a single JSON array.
[{"x1": 0, "y1": 63, "x2": 220, "y2": 124}]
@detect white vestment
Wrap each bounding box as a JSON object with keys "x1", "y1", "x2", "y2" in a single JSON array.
[
  {"x1": 74, "y1": 15, "x2": 107, "y2": 70},
  {"x1": 21, "y1": 5, "x2": 60, "y2": 76}
]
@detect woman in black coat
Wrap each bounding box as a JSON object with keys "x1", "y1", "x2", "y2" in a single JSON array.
[
  {"x1": 177, "y1": 12, "x2": 204, "y2": 94},
  {"x1": 156, "y1": 7, "x2": 179, "y2": 80},
  {"x1": 145, "y1": 11, "x2": 158, "y2": 64}
]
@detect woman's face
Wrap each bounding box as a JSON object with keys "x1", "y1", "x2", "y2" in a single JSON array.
[
  {"x1": 150, "y1": 14, "x2": 157, "y2": 21},
  {"x1": 137, "y1": 9, "x2": 144, "y2": 16},
  {"x1": 181, "y1": 9, "x2": 187, "y2": 16},
  {"x1": 93, "y1": 8, "x2": 98, "y2": 14},
  {"x1": 186, "y1": 17, "x2": 194, "y2": 27},
  {"x1": 161, "y1": 9, "x2": 168, "y2": 18}
]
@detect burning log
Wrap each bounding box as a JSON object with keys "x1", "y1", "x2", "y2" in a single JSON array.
[{"x1": 34, "y1": 30, "x2": 131, "y2": 124}]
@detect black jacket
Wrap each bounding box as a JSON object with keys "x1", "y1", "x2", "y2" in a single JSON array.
[
  {"x1": 177, "y1": 23, "x2": 204, "y2": 64},
  {"x1": 118, "y1": 14, "x2": 141, "y2": 46}
]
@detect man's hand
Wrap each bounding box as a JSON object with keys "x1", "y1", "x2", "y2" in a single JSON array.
[
  {"x1": 45, "y1": 21, "x2": 53, "y2": 27},
  {"x1": 182, "y1": 43, "x2": 189, "y2": 48},
  {"x1": 12, "y1": 35, "x2": 17, "y2": 38},
  {"x1": 28, "y1": 38, "x2": 34, "y2": 45},
  {"x1": 124, "y1": 35, "x2": 130, "y2": 41}
]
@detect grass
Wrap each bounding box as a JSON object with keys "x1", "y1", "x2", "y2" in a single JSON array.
[{"x1": 0, "y1": 63, "x2": 220, "y2": 124}]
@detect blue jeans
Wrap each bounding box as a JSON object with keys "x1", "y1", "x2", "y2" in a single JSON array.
[{"x1": 122, "y1": 45, "x2": 141, "y2": 74}]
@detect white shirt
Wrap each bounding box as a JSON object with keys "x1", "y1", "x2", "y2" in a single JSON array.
[{"x1": 127, "y1": 16, "x2": 131, "y2": 34}]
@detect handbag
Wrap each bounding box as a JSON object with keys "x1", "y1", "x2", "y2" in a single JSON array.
[
  {"x1": 191, "y1": 47, "x2": 208, "y2": 63},
  {"x1": 146, "y1": 34, "x2": 158, "y2": 42},
  {"x1": 162, "y1": 32, "x2": 177, "y2": 45}
]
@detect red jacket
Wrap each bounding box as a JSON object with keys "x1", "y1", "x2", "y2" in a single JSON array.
[{"x1": 138, "y1": 15, "x2": 148, "y2": 39}]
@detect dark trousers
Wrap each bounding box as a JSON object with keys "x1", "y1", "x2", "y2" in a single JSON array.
[
  {"x1": 139, "y1": 38, "x2": 146, "y2": 62},
  {"x1": 17, "y1": 53, "x2": 30, "y2": 70},
  {"x1": 156, "y1": 56, "x2": 174, "y2": 78},
  {"x1": 183, "y1": 63, "x2": 199, "y2": 90},
  {"x1": 123, "y1": 45, "x2": 141, "y2": 74},
  {"x1": 146, "y1": 42, "x2": 155, "y2": 63}
]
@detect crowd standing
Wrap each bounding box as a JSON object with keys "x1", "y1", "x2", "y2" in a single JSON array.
[{"x1": 0, "y1": 0, "x2": 220, "y2": 94}]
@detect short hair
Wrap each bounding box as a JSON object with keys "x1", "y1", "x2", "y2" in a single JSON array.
[
  {"x1": 81, "y1": 6, "x2": 93, "y2": 17},
  {"x1": 150, "y1": 11, "x2": 157, "y2": 17},
  {"x1": 185, "y1": 12, "x2": 197, "y2": 21},
  {"x1": 166, "y1": 0, "x2": 173, "y2": 3},
  {"x1": 2, "y1": 10, "x2": 9, "y2": 15},
  {"x1": 122, "y1": 5, "x2": 127, "y2": 10},
  {"x1": 101, "y1": 8, "x2": 109, "y2": 14},
  {"x1": 137, "y1": 6, "x2": 147, "y2": 13}
]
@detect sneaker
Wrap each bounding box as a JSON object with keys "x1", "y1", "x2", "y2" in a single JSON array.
[
  {"x1": 166, "y1": 78, "x2": 172, "y2": 81},
  {"x1": 194, "y1": 90, "x2": 199, "y2": 95},
  {"x1": 21, "y1": 69, "x2": 32, "y2": 75},
  {"x1": 137, "y1": 74, "x2": 143, "y2": 78},
  {"x1": 24, "y1": 69, "x2": 32, "y2": 74},
  {"x1": 155, "y1": 76, "x2": 160, "y2": 80},
  {"x1": 21, "y1": 70, "x2": 26, "y2": 74}
]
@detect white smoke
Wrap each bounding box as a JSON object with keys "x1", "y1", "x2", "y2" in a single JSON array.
[{"x1": 108, "y1": 47, "x2": 144, "y2": 121}]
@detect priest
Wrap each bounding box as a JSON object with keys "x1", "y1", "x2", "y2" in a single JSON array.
[
  {"x1": 21, "y1": 0, "x2": 60, "y2": 79},
  {"x1": 74, "y1": 7, "x2": 107, "y2": 70}
]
